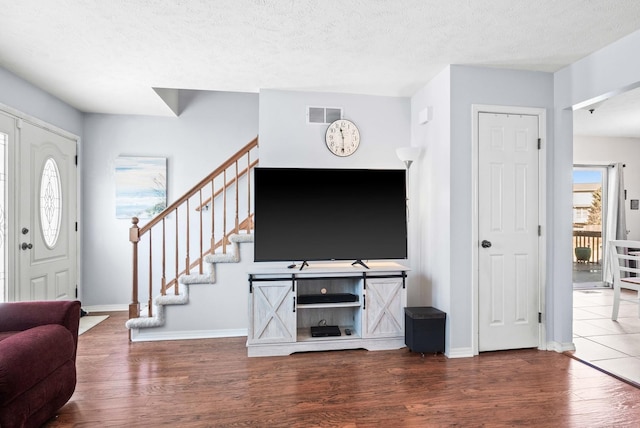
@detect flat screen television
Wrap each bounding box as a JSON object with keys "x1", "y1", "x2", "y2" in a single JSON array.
[{"x1": 253, "y1": 167, "x2": 407, "y2": 266}]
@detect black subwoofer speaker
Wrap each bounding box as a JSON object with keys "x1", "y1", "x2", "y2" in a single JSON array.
[{"x1": 404, "y1": 307, "x2": 446, "y2": 354}]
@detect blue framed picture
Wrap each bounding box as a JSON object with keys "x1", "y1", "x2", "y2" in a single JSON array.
[{"x1": 115, "y1": 156, "x2": 167, "y2": 219}]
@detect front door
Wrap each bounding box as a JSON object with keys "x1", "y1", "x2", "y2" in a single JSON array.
[
  {"x1": 478, "y1": 112, "x2": 540, "y2": 352},
  {"x1": 17, "y1": 118, "x2": 77, "y2": 301}
]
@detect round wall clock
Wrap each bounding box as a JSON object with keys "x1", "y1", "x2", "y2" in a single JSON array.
[{"x1": 325, "y1": 119, "x2": 360, "y2": 157}]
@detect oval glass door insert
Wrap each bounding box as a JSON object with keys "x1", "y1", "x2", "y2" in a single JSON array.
[{"x1": 40, "y1": 157, "x2": 62, "y2": 248}]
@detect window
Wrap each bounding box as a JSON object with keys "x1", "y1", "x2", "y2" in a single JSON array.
[
  {"x1": 572, "y1": 166, "x2": 606, "y2": 286},
  {"x1": 40, "y1": 157, "x2": 62, "y2": 248},
  {"x1": 0, "y1": 133, "x2": 5, "y2": 301}
]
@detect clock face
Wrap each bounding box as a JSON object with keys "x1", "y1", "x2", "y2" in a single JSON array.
[{"x1": 325, "y1": 119, "x2": 360, "y2": 157}]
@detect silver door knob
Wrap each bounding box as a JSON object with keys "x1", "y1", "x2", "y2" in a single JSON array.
[
  {"x1": 481, "y1": 240, "x2": 492, "y2": 248},
  {"x1": 21, "y1": 242, "x2": 33, "y2": 250}
]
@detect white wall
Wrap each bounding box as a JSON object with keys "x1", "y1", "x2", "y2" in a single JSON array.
[
  {"x1": 0, "y1": 67, "x2": 83, "y2": 137},
  {"x1": 553, "y1": 28, "x2": 640, "y2": 349},
  {"x1": 574, "y1": 136, "x2": 640, "y2": 240},
  {"x1": 81, "y1": 90, "x2": 259, "y2": 307},
  {"x1": 132, "y1": 241, "x2": 254, "y2": 341},
  {"x1": 411, "y1": 65, "x2": 555, "y2": 356},
  {"x1": 259, "y1": 89, "x2": 410, "y2": 169},
  {"x1": 410, "y1": 66, "x2": 451, "y2": 345},
  {"x1": 448, "y1": 66, "x2": 554, "y2": 354}
]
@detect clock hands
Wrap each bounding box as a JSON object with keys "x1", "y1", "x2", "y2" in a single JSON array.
[{"x1": 325, "y1": 119, "x2": 359, "y2": 156}]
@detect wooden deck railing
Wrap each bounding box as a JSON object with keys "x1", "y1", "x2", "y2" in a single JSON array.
[
  {"x1": 572, "y1": 230, "x2": 602, "y2": 264},
  {"x1": 128, "y1": 137, "x2": 258, "y2": 320}
]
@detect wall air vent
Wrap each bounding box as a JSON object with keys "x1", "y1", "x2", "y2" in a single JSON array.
[{"x1": 307, "y1": 106, "x2": 343, "y2": 124}]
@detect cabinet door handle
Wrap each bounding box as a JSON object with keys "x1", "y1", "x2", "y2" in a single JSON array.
[
  {"x1": 363, "y1": 294, "x2": 366, "y2": 310},
  {"x1": 293, "y1": 296, "x2": 296, "y2": 312}
]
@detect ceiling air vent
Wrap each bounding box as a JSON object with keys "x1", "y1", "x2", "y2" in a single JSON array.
[{"x1": 307, "y1": 106, "x2": 343, "y2": 124}]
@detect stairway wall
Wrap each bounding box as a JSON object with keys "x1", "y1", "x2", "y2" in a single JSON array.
[
  {"x1": 131, "y1": 240, "x2": 254, "y2": 341},
  {"x1": 81, "y1": 90, "x2": 259, "y2": 308}
]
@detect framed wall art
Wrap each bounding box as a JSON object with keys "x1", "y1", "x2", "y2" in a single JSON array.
[{"x1": 115, "y1": 156, "x2": 167, "y2": 219}]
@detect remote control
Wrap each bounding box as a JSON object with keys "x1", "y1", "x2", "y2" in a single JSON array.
[{"x1": 345, "y1": 328, "x2": 352, "y2": 335}]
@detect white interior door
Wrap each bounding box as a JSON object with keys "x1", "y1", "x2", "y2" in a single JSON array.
[
  {"x1": 17, "y1": 119, "x2": 77, "y2": 301},
  {"x1": 478, "y1": 112, "x2": 540, "y2": 352}
]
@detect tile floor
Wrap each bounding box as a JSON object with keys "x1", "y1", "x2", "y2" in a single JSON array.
[{"x1": 572, "y1": 287, "x2": 640, "y2": 386}]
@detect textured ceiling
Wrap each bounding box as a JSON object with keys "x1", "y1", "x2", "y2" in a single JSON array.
[{"x1": 1, "y1": 0, "x2": 640, "y2": 136}]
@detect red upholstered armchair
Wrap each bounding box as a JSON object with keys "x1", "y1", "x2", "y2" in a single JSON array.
[{"x1": 0, "y1": 300, "x2": 81, "y2": 428}]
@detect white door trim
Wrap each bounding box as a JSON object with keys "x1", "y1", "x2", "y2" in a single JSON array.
[
  {"x1": 471, "y1": 104, "x2": 547, "y2": 355},
  {"x1": 0, "y1": 104, "x2": 79, "y2": 141},
  {"x1": 0, "y1": 102, "x2": 81, "y2": 302}
]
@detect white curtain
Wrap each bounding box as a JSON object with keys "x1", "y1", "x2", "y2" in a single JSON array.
[{"x1": 603, "y1": 163, "x2": 627, "y2": 285}]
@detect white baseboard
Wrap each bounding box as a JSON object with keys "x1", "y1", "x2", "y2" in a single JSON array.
[
  {"x1": 83, "y1": 304, "x2": 129, "y2": 313},
  {"x1": 446, "y1": 347, "x2": 474, "y2": 358},
  {"x1": 547, "y1": 341, "x2": 576, "y2": 353},
  {"x1": 130, "y1": 328, "x2": 248, "y2": 342}
]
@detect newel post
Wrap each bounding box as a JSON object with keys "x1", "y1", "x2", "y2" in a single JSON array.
[{"x1": 129, "y1": 217, "x2": 140, "y2": 319}]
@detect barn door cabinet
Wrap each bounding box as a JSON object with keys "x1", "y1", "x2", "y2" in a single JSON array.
[
  {"x1": 247, "y1": 262, "x2": 408, "y2": 357},
  {"x1": 247, "y1": 280, "x2": 296, "y2": 345},
  {"x1": 363, "y1": 276, "x2": 405, "y2": 338}
]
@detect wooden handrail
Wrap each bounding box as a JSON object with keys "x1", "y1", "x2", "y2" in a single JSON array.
[
  {"x1": 129, "y1": 136, "x2": 258, "y2": 324},
  {"x1": 138, "y1": 137, "x2": 258, "y2": 236},
  {"x1": 196, "y1": 159, "x2": 259, "y2": 212}
]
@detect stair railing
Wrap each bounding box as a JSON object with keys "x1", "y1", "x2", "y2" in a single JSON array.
[{"x1": 128, "y1": 137, "x2": 258, "y2": 320}]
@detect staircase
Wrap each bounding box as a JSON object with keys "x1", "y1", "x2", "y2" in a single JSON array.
[{"x1": 125, "y1": 137, "x2": 258, "y2": 340}]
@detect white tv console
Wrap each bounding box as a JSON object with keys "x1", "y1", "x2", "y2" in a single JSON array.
[{"x1": 247, "y1": 261, "x2": 409, "y2": 357}]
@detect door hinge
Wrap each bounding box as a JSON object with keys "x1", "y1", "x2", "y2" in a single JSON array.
[
  {"x1": 75, "y1": 222, "x2": 78, "y2": 232},
  {"x1": 538, "y1": 225, "x2": 541, "y2": 236},
  {"x1": 75, "y1": 285, "x2": 78, "y2": 298},
  {"x1": 538, "y1": 312, "x2": 542, "y2": 323},
  {"x1": 75, "y1": 155, "x2": 78, "y2": 166},
  {"x1": 538, "y1": 138, "x2": 541, "y2": 150}
]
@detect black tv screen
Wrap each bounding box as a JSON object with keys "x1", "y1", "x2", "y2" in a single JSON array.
[{"x1": 254, "y1": 168, "x2": 407, "y2": 263}]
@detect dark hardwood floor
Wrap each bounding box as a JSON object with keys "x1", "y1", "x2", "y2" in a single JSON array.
[{"x1": 47, "y1": 311, "x2": 640, "y2": 427}]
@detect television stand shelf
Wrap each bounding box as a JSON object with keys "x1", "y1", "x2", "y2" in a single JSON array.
[
  {"x1": 246, "y1": 261, "x2": 409, "y2": 357},
  {"x1": 297, "y1": 326, "x2": 360, "y2": 342},
  {"x1": 296, "y1": 302, "x2": 360, "y2": 309}
]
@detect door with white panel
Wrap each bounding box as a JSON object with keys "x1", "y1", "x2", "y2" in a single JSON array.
[
  {"x1": 17, "y1": 119, "x2": 77, "y2": 301},
  {"x1": 478, "y1": 112, "x2": 540, "y2": 352}
]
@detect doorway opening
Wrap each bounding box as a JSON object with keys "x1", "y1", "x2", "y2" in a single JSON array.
[{"x1": 572, "y1": 165, "x2": 607, "y2": 288}]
